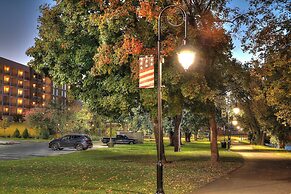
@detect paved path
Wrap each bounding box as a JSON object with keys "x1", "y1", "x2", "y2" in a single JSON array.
[
  {"x1": 194, "y1": 144, "x2": 291, "y2": 194},
  {"x1": 0, "y1": 141, "x2": 106, "y2": 160},
  {"x1": 0, "y1": 142, "x2": 77, "y2": 160}
]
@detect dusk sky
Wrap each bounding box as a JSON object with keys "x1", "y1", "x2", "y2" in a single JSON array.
[
  {"x1": 0, "y1": 0, "x2": 55, "y2": 65},
  {"x1": 0, "y1": 0, "x2": 250, "y2": 65}
]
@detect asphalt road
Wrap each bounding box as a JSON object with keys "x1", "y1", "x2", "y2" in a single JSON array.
[
  {"x1": 0, "y1": 141, "x2": 76, "y2": 160},
  {"x1": 194, "y1": 144, "x2": 291, "y2": 194}
]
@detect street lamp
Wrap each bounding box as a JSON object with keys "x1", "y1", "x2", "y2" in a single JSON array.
[
  {"x1": 156, "y1": 5, "x2": 195, "y2": 194},
  {"x1": 226, "y1": 106, "x2": 240, "y2": 150},
  {"x1": 232, "y1": 119, "x2": 238, "y2": 126},
  {"x1": 177, "y1": 43, "x2": 196, "y2": 70}
]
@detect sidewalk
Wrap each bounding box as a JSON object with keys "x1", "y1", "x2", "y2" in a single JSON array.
[{"x1": 194, "y1": 143, "x2": 291, "y2": 194}]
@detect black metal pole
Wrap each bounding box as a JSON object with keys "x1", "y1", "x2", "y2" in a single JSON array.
[
  {"x1": 156, "y1": 5, "x2": 187, "y2": 194},
  {"x1": 157, "y1": 8, "x2": 164, "y2": 193}
]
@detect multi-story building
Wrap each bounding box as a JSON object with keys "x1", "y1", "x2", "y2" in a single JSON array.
[{"x1": 0, "y1": 57, "x2": 67, "y2": 118}]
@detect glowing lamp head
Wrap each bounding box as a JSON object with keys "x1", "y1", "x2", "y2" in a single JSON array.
[
  {"x1": 233, "y1": 107, "x2": 240, "y2": 115},
  {"x1": 177, "y1": 44, "x2": 196, "y2": 70},
  {"x1": 232, "y1": 120, "x2": 238, "y2": 126}
]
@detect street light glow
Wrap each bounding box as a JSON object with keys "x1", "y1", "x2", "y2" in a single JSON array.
[
  {"x1": 232, "y1": 120, "x2": 238, "y2": 126},
  {"x1": 233, "y1": 107, "x2": 240, "y2": 115},
  {"x1": 177, "y1": 45, "x2": 196, "y2": 70}
]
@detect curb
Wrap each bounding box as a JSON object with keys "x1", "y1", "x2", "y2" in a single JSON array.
[{"x1": 0, "y1": 141, "x2": 20, "y2": 145}]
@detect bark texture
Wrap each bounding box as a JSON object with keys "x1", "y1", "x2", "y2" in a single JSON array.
[
  {"x1": 173, "y1": 115, "x2": 182, "y2": 152},
  {"x1": 209, "y1": 112, "x2": 219, "y2": 163}
]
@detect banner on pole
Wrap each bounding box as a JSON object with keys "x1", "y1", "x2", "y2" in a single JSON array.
[{"x1": 139, "y1": 55, "x2": 154, "y2": 89}]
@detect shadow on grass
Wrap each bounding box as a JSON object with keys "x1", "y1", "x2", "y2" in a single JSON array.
[{"x1": 231, "y1": 149, "x2": 288, "y2": 153}]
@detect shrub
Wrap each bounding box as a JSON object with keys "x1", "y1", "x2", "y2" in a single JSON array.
[
  {"x1": 22, "y1": 128, "x2": 30, "y2": 138},
  {"x1": 39, "y1": 129, "x2": 50, "y2": 139},
  {"x1": 90, "y1": 135, "x2": 101, "y2": 141},
  {"x1": 270, "y1": 136, "x2": 279, "y2": 148},
  {"x1": 12, "y1": 128, "x2": 21, "y2": 138}
]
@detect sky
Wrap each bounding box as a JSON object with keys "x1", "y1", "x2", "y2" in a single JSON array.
[
  {"x1": 0, "y1": 0, "x2": 55, "y2": 65},
  {"x1": 0, "y1": 0, "x2": 251, "y2": 65}
]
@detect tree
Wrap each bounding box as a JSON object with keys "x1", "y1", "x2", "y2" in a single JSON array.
[
  {"x1": 0, "y1": 118, "x2": 10, "y2": 137},
  {"x1": 180, "y1": 0, "x2": 234, "y2": 163},
  {"x1": 27, "y1": 0, "x2": 165, "y2": 160},
  {"x1": 231, "y1": 0, "x2": 290, "y2": 126},
  {"x1": 24, "y1": 107, "x2": 56, "y2": 137},
  {"x1": 181, "y1": 110, "x2": 208, "y2": 142},
  {"x1": 22, "y1": 128, "x2": 30, "y2": 139},
  {"x1": 27, "y1": 0, "x2": 236, "y2": 164},
  {"x1": 12, "y1": 129, "x2": 21, "y2": 138}
]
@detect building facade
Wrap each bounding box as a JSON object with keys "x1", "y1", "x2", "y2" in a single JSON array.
[{"x1": 0, "y1": 57, "x2": 67, "y2": 118}]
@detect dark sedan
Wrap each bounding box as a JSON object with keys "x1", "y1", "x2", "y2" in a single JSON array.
[{"x1": 49, "y1": 134, "x2": 93, "y2": 151}]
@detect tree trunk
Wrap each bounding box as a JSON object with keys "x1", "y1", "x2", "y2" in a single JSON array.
[
  {"x1": 209, "y1": 111, "x2": 219, "y2": 164},
  {"x1": 255, "y1": 131, "x2": 265, "y2": 145},
  {"x1": 194, "y1": 130, "x2": 198, "y2": 141},
  {"x1": 173, "y1": 114, "x2": 182, "y2": 152},
  {"x1": 261, "y1": 132, "x2": 266, "y2": 145},
  {"x1": 152, "y1": 117, "x2": 167, "y2": 163},
  {"x1": 185, "y1": 132, "x2": 191, "y2": 142},
  {"x1": 169, "y1": 131, "x2": 174, "y2": 146}
]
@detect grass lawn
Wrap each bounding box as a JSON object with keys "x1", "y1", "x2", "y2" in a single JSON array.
[{"x1": 0, "y1": 140, "x2": 243, "y2": 194}]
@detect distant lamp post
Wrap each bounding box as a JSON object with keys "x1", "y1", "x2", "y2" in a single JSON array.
[
  {"x1": 156, "y1": 5, "x2": 195, "y2": 194},
  {"x1": 227, "y1": 106, "x2": 240, "y2": 150},
  {"x1": 232, "y1": 119, "x2": 238, "y2": 126}
]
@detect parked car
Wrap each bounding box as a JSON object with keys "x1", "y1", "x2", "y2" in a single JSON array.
[
  {"x1": 101, "y1": 134, "x2": 136, "y2": 145},
  {"x1": 49, "y1": 134, "x2": 93, "y2": 151},
  {"x1": 285, "y1": 143, "x2": 291, "y2": 151}
]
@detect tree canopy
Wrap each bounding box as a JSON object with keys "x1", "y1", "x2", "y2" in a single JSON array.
[{"x1": 27, "y1": 0, "x2": 290, "y2": 158}]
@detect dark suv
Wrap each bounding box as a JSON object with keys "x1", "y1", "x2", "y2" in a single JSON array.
[{"x1": 49, "y1": 134, "x2": 93, "y2": 151}]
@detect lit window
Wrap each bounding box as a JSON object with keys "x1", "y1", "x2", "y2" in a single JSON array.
[
  {"x1": 18, "y1": 89, "x2": 23, "y2": 95},
  {"x1": 42, "y1": 103, "x2": 45, "y2": 106},
  {"x1": 33, "y1": 84, "x2": 36, "y2": 88},
  {"x1": 18, "y1": 99, "x2": 23, "y2": 105},
  {"x1": 42, "y1": 86, "x2": 45, "y2": 90},
  {"x1": 4, "y1": 76, "x2": 10, "y2": 82},
  {"x1": 43, "y1": 78, "x2": 46, "y2": 82},
  {"x1": 32, "y1": 101, "x2": 36, "y2": 105},
  {"x1": 33, "y1": 93, "x2": 36, "y2": 96},
  {"x1": 4, "y1": 86, "x2": 9, "y2": 93},
  {"x1": 33, "y1": 74, "x2": 36, "y2": 78},
  {"x1": 18, "y1": 70, "x2": 23, "y2": 76},
  {"x1": 18, "y1": 80, "x2": 23, "y2": 86},
  {"x1": 17, "y1": 108, "x2": 23, "y2": 114},
  {"x1": 4, "y1": 107, "x2": 9, "y2": 112},
  {"x1": 4, "y1": 66, "x2": 10, "y2": 72},
  {"x1": 42, "y1": 94, "x2": 45, "y2": 99}
]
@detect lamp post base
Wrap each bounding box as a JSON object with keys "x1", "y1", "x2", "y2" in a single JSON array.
[{"x1": 156, "y1": 161, "x2": 164, "y2": 194}]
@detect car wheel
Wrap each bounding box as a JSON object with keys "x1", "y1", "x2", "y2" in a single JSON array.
[
  {"x1": 51, "y1": 143, "x2": 59, "y2": 151},
  {"x1": 76, "y1": 144, "x2": 83, "y2": 151},
  {"x1": 129, "y1": 141, "x2": 134, "y2": 145}
]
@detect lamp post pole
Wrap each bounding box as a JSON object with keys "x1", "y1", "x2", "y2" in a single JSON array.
[{"x1": 156, "y1": 5, "x2": 188, "y2": 194}]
